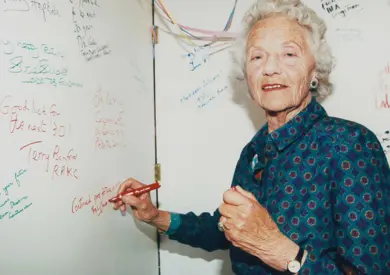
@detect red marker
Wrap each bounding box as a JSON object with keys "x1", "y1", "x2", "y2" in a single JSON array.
[{"x1": 108, "y1": 182, "x2": 161, "y2": 203}]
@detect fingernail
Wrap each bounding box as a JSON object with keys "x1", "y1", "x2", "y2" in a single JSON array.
[{"x1": 231, "y1": 186, "x2": 236, "y2": 191}]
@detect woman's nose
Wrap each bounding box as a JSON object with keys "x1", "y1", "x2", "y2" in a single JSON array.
[{"x1": 262, "y1": 56, "x2": 282, "y2": 76}]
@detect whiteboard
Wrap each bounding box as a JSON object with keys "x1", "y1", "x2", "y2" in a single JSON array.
[
  {"x1": 155, "y1": 1, "x2": 390, "y2": 275},
  {"x1": 0, "y1": 1, "x2": 158, "y2": 275}
]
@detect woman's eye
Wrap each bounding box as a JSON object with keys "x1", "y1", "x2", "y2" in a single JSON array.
[
  {"x1": 285, "y1": 52, "x2": 297, "y2": 57},
  {"x1": 251, "y1": 56, "x2": 261, "y2": 60}
]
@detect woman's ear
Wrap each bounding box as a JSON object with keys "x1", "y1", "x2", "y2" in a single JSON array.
[
  {"x1": 310, "y1": 76, "x2": 319, "y2": 91},
  {"x1": 309, "y1": 69, "x2": 316, "y2": 81}
]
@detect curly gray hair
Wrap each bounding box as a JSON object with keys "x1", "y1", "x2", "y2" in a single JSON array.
[{"x1": 232, "y1": 0, "x2": 334, "y2": 101}]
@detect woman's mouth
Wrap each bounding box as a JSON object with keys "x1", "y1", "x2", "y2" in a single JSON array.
[{"x1": 261, "y1": 83, "x2": 288, "y2": 92}]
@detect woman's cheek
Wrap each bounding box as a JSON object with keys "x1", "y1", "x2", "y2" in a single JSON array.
[{"x1": 248, "y1": 75, "x2": 259, "y2": 98}]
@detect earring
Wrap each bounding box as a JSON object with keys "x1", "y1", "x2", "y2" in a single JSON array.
[{"x1": 310, "y1": 78, "x2": 318, "y2": 90}]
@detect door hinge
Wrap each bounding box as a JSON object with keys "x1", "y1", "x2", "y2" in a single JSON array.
[
  {"x1": 152, "y1": 25, "x2": 159, "y2": 44},
  {"x1": 154, "y1": 163, "x2": 161, "y2": 182}
]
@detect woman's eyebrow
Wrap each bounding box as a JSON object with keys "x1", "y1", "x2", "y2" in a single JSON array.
[
  {"x1": 248, "y1": 46, "x2": 264, "y2": 51},
  {"x1": 282, "y1": 40, "x2": 303, "y2": 51}
]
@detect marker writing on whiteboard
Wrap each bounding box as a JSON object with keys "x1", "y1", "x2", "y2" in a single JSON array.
[{"x1": 108, "y1": 182, "x2": 160, "y2": 203}]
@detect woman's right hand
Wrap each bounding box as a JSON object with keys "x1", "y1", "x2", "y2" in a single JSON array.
[{"x1": 113, "y1": 178, "x2": 160, "y2": 223}]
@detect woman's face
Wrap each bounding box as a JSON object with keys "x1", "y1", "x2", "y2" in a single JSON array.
[{"x1": 246, "y1": 15, "x2": 316, "y2": 113}]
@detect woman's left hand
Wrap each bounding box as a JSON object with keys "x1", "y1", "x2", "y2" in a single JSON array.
[{"x1": 218, "y1": 185, "x2": 298, "y2": 271}]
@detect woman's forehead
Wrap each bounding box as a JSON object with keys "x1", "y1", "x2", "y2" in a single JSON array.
[{"x1": 247, "y1": 16, "x2": 309, "y2": 47}]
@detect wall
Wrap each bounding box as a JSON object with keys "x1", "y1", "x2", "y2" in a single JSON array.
[{"x1": 0, "y1": 1, "x2": 158, "y2": 274}]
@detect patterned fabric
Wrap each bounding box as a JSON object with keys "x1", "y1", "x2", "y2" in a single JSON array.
[{"x1": 166, "y1": 97, "x2": 390, "y2": 274}]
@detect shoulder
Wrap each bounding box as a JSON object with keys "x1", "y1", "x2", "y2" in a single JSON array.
[
  {"x1": 314, "y1": 116, "x2": 382, "y2": 151},
  {"x1": 316, "y1": 117, "x2": 390, "y2": 177}
]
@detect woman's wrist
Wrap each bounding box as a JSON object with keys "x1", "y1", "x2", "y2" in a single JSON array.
[
  {"x1": 256, "y1": 233, "x2": 301, "y2": 272},
  {"x1": 275, "y1": 235, "x2": 308, "y2": 273},
  {"x1": 149, "y1": 210, "x2": 171, "y2": 232},
  {"x1": 277, "y1": 234, "x2": 300, "y2": 271}
]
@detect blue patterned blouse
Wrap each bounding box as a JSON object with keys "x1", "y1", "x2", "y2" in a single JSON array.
[{"x1": 165, "y1": 97, "x2": 390, "y2": 274}]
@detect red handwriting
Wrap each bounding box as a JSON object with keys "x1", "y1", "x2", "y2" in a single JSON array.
[
  {"x1": 0, "y1": 95, "x2": 68, "y2": 137},
  {"x1": 93, "y1": 87, "x2": 122, "y2": 109},
  {"x1": 91, "y1": 200, "x2": 109, "y2": 216},
  {"x1": 93, "y1": 87, "x2": 126, "y2": 150},
  {"x1": 379, "y1": 76, "x2": 390, "y2": 93},
  {"x1": 374, "y1": 63, "x2": 390, "y2": 109},
  {"x1": 95, "y1": 136, "x2": 125, "y2": 150},
  {"x1": 20, "y1": 141, "x2": 79, "y2": 179},
  {"x1": 376, "y1": 93, "x2": 390, "y2": 109},
  {"x1": 72, "y1": 195, "x2": 92, "y2": 213},
  {"x1": 72, "y1": 184, "x2": 118, "y2": 216},
  {"x1": 53, "y1": 145, "x2": 77, "y2": 161},
  {"x1": 52, "y1": 164, "x2": 78, "y2": 179},
  {"x1": 384, "y1": 63, "x2": 390, "y2": 74}
]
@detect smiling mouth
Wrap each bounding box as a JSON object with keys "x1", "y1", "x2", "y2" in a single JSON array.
[{"x1": 261, "y1": 84, "x2": 288, "y2": 92}]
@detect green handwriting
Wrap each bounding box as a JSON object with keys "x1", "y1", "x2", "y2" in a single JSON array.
[
  {"x1": 10, "y1": 196, "x2": 28, "y2": 209},
  {"x1": 0, "y1": 211, "x2": 9, "y2": 220},
  {"x1": 2, "y1": 40, "x2": 64, "y2": 58},
  {"x1": 15, "y1": 41, "x2": 63, "y2": 58},
  {"x1": 0, "y1": 169, "x2": 31, "y2": 220},
  {"x1": 2, "y1": 182, "x2": 13, "y2": 196},
  {"x1": 9, "y1": 202, "x2": 33, "y2": 219},
  {"x1": 15, "y1": 169, "x2": 27, "y2": 187},
  {"x1": 0, "y1": 198, "x2": 10, "y2": 208},
  {"x1": 22, "y1": 77, "x2": 83, "y2": 88}
]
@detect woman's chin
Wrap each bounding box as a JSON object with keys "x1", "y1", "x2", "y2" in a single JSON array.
[{"x1": 260, "y1": 101, "x2": 291, "y2": 114}]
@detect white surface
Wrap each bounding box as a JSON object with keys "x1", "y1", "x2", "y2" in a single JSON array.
[
  {"x1": 155, "y1": 1, "x2": 390, "y2": 275},
  {"x1": 0, "y1": 1, "x2": 158, "y2": 275}
]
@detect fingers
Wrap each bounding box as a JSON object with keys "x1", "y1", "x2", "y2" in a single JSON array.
[
  {"x1": 223, "y1": 186, "x2": 251, "y2": 206},
  {"x1": 218, "y1": 216, "x2": 239, "y2": 232},
  {"x1": 121, "y1": 192, "x2": 155, "y2": 215},
  {"x1": 219, "y1": 203, "x2": 240, "y2": 219},
  {"x1": 113, "y1": 201, "x2": 123, "y2": 210},
  {"x1": 113, "y1": 200, "x2": 128, "y2": 212},
  {"x1": 219, "y1": 215, "x2": 247, "y2": 246},
  {"x1": 113, "y1": 178, "x2": 145, "y2": 211},
  {"x1": 223, "y1": 217, "x2": 236, "y2": 231},
  {"x1": 218, "y1": 216, "x2": 227, "y2": 232},
  {"x1": 234, "y1": 185, "x2": 256, "y2": 200},
  {"x1": 113, "y1": 193, "x2": 149, "y2": 213},
  {"x1": 117, "y1": 178, "x2": 145, "y2": 194},
  {"x1": 121, "y1": 193, "x2": 143, "y2": 207},
  {"x1": 113, "y1": 197, "x2": 125, "y2": 210}
]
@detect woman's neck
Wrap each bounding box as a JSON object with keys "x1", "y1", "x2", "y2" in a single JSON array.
[{"x1": 266, "y1": 95, "x2": 312, "y2": 133}]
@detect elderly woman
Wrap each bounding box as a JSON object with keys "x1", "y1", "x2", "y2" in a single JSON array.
[{"x1": 113, "y1": 0, "x2": 390, "y2": 274}]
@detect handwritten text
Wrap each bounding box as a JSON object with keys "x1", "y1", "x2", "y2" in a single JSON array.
[
  {"x1": 3, "y1": 0, "x2": 60, "y2": 22},
  {"x1": 321, "y1": 0, "x2": 362, "y2": 18},
  {"x1": 180, "y1": 74, "x2": 228, "y2": 108},
  {"x1": 93, "y1": 87, "x2": 126, "y2": 150},
  {"x1": 0, "y1": 39, "x2": 82, "y2": 88},
  {"x1": 20, "y1": 141, "x2": 79, "y2": 179},
  {"x1": 70, "y1": 0, "x2": 110, "y2": 62},
  {"x1": 377, "y1": 130, "x2": 390, "y2": 155},
  {"x1": 72, "y1": 183, "x2": 118, "y2": 216},
  {"x1": 186, "y1": 46, "x2": 210, "y2": 71},
  {"x1": 0, "y1": 95, "x2": 70, "y2": 137},
  {"x1": 375, "y1": 62, "x2": 390, "y2": 109},
  {"x1": 0, "y1": 169, "x2": 33, "y2": 221}
]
